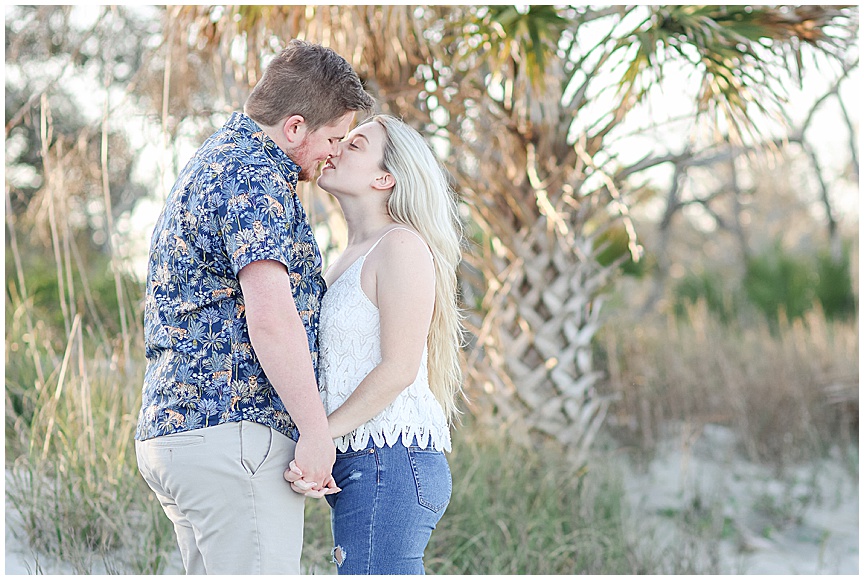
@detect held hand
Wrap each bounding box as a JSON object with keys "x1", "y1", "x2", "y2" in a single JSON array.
[
  {"x1": 283, "y1": 460, "x2": 307, "y2": 484},
  {"x1": 284, "y1": 459, "x2": 340, "y2": 498},
  {"x1": 292, "y1": 431, "x2": 336, "y2": 488}
]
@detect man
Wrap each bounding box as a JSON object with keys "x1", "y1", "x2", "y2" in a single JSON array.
[{"x1": 134, "y1": 40, "x2": 375, "y2": 574}]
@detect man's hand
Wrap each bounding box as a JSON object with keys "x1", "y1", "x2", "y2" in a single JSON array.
[
  {"x1": 291, "y1": 432, "x2": 337, "y2": 495},
  {"x1": 284, "y1": 460, "x2": 340, "y2": 498}
]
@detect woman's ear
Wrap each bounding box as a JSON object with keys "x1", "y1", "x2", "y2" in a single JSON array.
[
  {"x1": 372, "y1": 172, "x2": 395, "y2": 191},
  {"x1": 281, "y1": 115, "x2": 307, "y2": 145}
]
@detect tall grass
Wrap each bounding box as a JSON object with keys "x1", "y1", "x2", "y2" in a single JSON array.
[
  {"x1": 5, "y1": 301, "x2": 176, "y2": 573},
  {"x1": 301, "y1": 418, "x2": 724, "y2": 575},
  {"x1": 4, "y1": 98, "x2": 181, "y2": 572},
  {"x1": 7, "y1": 281, "x2": 689, "y2": 574},
  {"x1": 597, "y1": 300, "x2": 858, "y2": 468},
  {"x1": 426, "y1": 428, "x2": 633, "y2": 574},
  {"x1": 7, "y1": 301, "x2": 722, "y2": 575},
  {"x1": 6, "y1": 254, "x2": 857, "y2": 573}
]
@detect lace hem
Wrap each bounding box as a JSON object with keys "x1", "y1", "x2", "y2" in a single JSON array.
[{"x1": 336, "y1": 422, "x2": 451, "y2": 453}]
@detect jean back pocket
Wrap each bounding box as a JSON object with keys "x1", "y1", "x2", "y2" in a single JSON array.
[{"x1": 407, "y1": 447, "x2": 452, "y2": 513}]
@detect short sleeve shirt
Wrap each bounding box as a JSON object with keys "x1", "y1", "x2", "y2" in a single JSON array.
[{"x1": 135, "y1": 112, "x2": 326, "y2": 442}]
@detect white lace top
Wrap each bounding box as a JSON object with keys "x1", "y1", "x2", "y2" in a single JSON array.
[{"x1": 318, "y1": 228, "x2": 452, "y2": 453}]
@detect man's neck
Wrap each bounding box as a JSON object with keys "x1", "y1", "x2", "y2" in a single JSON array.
[{"x1": 257, "y1": 122, "x2": 292, "y2": 157}]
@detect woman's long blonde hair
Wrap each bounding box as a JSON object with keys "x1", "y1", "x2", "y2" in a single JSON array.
[{"x1": 371, "y1": 114, "x2": 464, "y2": 421}]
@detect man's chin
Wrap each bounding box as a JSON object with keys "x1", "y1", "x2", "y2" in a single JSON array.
[{"x1": 297, "y1": 167, "x2": 316, "y2": 182}]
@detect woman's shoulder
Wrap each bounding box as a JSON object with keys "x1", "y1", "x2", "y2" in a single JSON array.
[
  {"x1": 367, "y1": 227, "x2": 435, "y2": 302},
  {"x1": 375, "y1": 226, "x2": 432, "y2": 262}
]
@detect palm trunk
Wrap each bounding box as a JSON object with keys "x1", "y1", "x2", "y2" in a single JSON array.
[{"x1": 465, "y1": 219, "x2": 616, "y2": 459}]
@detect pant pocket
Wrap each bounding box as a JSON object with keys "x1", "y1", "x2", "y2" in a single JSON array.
[
  {"x1": 143, "y1": 433, "x2": 206, "y2": 447},
  {"x1": 240, "y1": 421, "x2": 273, "y2": 476},
  {"x1": 407, "y1": 447, "x2": 452, "y2": 513}
]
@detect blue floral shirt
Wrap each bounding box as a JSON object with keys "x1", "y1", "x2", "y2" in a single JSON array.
[{"x1": 135, "y1": 112, "x2": 325, "y2": 442}]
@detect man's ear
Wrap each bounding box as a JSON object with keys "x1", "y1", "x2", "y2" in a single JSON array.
[
  {"x1": 372, "y1": 172, "x2": 396, "y2": 191},
  {"x1": 281, "y1": 115, "x2": 307, "y2": 145}
]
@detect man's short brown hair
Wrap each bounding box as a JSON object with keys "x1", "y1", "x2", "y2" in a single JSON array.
[{"x1": 245, "y1": 40, "x2": 375, "y2": 131}]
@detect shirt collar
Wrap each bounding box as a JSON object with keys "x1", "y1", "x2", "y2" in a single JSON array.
[{"x1": 225, "y1": 112, "x2": 301, "y2": 182}]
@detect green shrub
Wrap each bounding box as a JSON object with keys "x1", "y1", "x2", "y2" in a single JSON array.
[
  {"x1": 594, "y1": 223, "x2": 648, "y2": 277},
  {"x1": 671, "y1": 240, "x2": 857, "y2": 327},
  {"x1": 673, "y1": 269, "x2": 736, "y2": 323},
  {"x1": 744, "y1": 243, "x2": 817, "y2": 323},
  {"x1": 815, "y1": 245, "x2": 856, "y2": 319}
]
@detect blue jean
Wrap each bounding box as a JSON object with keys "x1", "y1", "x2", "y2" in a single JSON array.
[{"x1": 325, "y1": 436, "x2": 451, "y2": 574}]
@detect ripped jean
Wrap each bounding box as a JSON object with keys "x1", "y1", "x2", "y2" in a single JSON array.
[{"x1": 325, "y1": 436, "x2": 451, "y2": 575}]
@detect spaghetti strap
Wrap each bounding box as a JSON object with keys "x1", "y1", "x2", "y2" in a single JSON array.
[{"x1": 363, "y1": 227, "x2": 433, "y2": 262}]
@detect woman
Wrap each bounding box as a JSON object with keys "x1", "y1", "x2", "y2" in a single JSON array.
[{"x1": 285, "y1": 114, "x2": 463, "y2": 574}]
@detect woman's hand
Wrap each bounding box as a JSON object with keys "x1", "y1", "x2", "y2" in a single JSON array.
[{"x1": 283, "y1": 460, "x2": 340, "y2": 498}]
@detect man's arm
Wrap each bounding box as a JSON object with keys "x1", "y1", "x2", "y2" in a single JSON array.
[{"x1": 238, "y1": 259, "x2": 335, "y2": 488}]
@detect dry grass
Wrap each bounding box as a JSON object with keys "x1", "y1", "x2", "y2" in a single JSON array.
[
  {"x1": 302, "y1": 417, "x2": 723, "y2": 575},
  {"x1": 597, "y1": 300, "x2": 858, "y2": 467},
  {"x1": 5, "y1": 309, "x2": 177, "y2": 574},
  {"x1": 8, "y1": 291, "x2": 855, "y2": 573}
]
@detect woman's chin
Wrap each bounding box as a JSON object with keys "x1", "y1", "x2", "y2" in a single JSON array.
[{"x1": 315, "y1": 181, "x2": 341, "y2": 198}]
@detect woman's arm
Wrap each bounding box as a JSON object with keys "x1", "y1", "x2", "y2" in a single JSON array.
[{"x1": 326, "y1": 229, "x2": 435, "y2": 439}]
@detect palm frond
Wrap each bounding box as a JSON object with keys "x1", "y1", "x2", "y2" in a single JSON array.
[
  {"x1": 614, "y1": 5, "x2": 858, "y2": 142},
  {"x1": 445, "y1": 5, "x2": 573, "y2": 91}
]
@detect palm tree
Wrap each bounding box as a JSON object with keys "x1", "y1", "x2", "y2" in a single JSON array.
[
  {"x1": 154, "y1": 5, "x2": 857, "y2": 458},
  {"x1": 409, "y1": 5, "x2": 857, "y2": 456}
]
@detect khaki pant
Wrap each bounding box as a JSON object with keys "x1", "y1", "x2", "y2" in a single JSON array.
[{"x1": 135, "y1": 421, "x2": 305, "y2": 574}]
